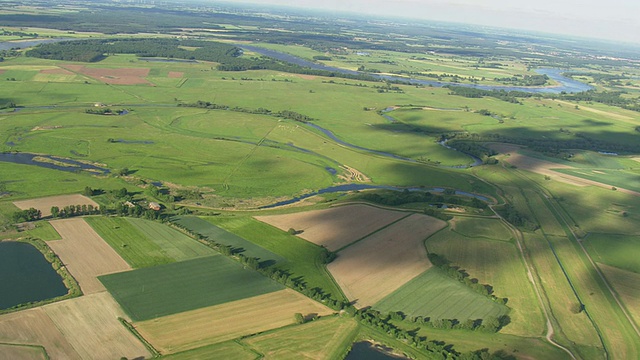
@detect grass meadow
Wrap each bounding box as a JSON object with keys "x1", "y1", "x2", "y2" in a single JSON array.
[
  {"x1": 426, "y1": 222, "x2": 544, "y2": 337},
  {"x1": 86, "y1": 217, "x2": 214, "y2": 268},
  {"x1": 99, "y1": 255, "x2": 284, "y2": 321},
  {"x1": 205, "y1": 215, "x2": 345, "y2": 301},
  {"x1": 171, "y1": 216, "x2": 285, "y2": 264},
  {"x1": 374, "y1": 268, "x2": 509, "y2": 321},
  {"x1": 583, "y1": 233, "x2": 640, "y2": 273}
]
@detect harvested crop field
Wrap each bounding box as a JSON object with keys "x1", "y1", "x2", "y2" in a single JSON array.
[
  {"x1": 0, "y1": 308, "x2": 80, "y2": 360},
  {"x1": 61, "y1": 64, "x2": 152, "y2": 85},
  {"x1": 135, "y1": 289, "x2": 333, "y2": 354},
  {"x1": 39, "y1": 68, "x2": 74, "y2": 75},
  {"x1": 43, "y1": 292, "x2": 151, "y2": 360},
  {"x1": 49, "y1": 218, "x2": 131, "y2": 294},
  {"x1": 243, "y1": 315, "x2": 358, "y2": 360},
  {"x1": 13, "y1": 194, "x2": 98, "y2": 217},
  {"x1": 255, "y1": 204, "x2": 409, "y2": 251},
  {"x1": 327, "y1": 214, "x2": 447, "y2": 307},
  {"x1": 100, "y1": 255, "x2": 284, "y2": 321},
  {"x1": 168, "y1": 71, "x2": 184, "y2": 78},
  {"x1": 0, "y1": 344, "x2": 46, "y2": 360}
]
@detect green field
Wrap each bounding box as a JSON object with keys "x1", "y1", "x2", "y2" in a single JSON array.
[
  {"x1": 451, "y1": 217, "x2": 513, "y2": 241},
  {"x1": 171, "y1": 216, "x2": 285, "y2": 265},
  {"x1": 99, "y1": 255, "x2": 285, "y2": 321},
  {"x1": 554, "y1": 168, "x2": 640, "y2": 192},
  {"x1": 160, "y1": 341, "x2": 257, "y2": 360},
  {"x1": 243, "y1": 316, "x2": 358, "y2": 360},
  {"x1": 86, "y1": 217, "x2": 214, "y2": 268},
  {"x1": 205, "y1": 215, "x2": 345, "y2": 301},
  {"x1": 583, "y1": 233, "x2": 640, "y2": 273},
  {"x1": 426, "y1": 224, "x2": 544, "y2": 336},
  {"x1": 374, "y1": 268, "x2": 509, "y2": 321}
]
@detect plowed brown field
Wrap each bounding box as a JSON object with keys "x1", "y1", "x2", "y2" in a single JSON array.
[
  {"x1": 62, "y1": 64, "x2": 151, "y2": 85},
  {"x1": 135, "y1": 289, "x2": 333, "y2": 354},
  {"x1": 255, "y1": 204, "x2": 408, "y2": 251},
  {"x1": 327, "y1": 214, "x2": 446, "y2": 307},
  {"x1": 13, "y1": 194, "x2": 98, "y2": 217},
  {"x1": 49, "y1": 218, "x2": 130, "y2": 294}
]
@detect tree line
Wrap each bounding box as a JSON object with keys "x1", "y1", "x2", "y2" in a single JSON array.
[{"x1": 179, "y1": 101, "x2": 314, "y2": 123}]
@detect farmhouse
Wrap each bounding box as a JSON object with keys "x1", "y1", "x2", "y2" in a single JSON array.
[{"x1": 149, "y1": 202, "x2": 161, "y2": 211}]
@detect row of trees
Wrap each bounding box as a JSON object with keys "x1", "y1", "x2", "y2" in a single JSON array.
[
  {"x1": 11, "y1": 208, "x2": 42, "y2": 223},
  {"x1": 179, "y1": 101, "x2": 314, "y2": 123},
  {"x1": 355, "y1": 308, "x2": 514, "y2": 359},
  {"x1": 428, "y1": 253, "x2": 508, "y2": 304}
]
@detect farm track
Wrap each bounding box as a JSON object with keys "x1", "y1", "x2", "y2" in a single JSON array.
[
  {"x1": 491, "y1": 205, "x2": 577, "y2": 360},
  {"x1": 510, "y1": 166, "x2": 640, "y2": 359}
]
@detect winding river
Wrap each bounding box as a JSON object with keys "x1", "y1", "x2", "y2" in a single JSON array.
[{"x1": 238, "y1": 44, "x2": 593, "y2": 94}]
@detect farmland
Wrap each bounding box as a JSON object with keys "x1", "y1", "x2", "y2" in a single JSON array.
[
  {"x1": 135, "y1": 289, "x2": 333, "y2": 354},
  {"x1": 375, "y1": 268, "x2": 509, "y2": 321},
  {"x1": 426, "y1": 219, "x2": 545, "y2": 336},
  {"x1": 99, "y1": 255, "x2": 285, "y2": 321},
  {"x1": 48, "y1": 218, "x2": 131, "y2": 294},
  {"x1": 86, "y1": 217, "x2": 214, "y2": 268},
  {"x1": 242, "y1": 315, "x2": 359, "y2": 360},
  {"x1": 254, "y1": 204, "x2": 409, "y2": 251},
  {"x1": 0, "y1": 1, "x2": 639, "y2": 359},
  {"x1": 327, "y1": 214, "x2": 446, "y2": 307}
]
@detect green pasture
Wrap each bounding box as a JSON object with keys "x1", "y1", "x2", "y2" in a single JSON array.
[
  {"x1": 540, "y1": 180, "x2": 639, "y2": 235},
  {"x1": 99, "y1": 255, "x2": 284, "y2": 321},
  {"x1": 583, "y1": 233, "x2": 640, "y2": 273},
  {"x1": 409, "y1": 325, "x2": 572, "y2": 360},
  {"x1": 171, "y1": 216, "x2": 285, "y2": 265},
  {"x1": 554, "y1": 168, "x2": 640, "y2": 193},
  {"x1": 86, "y1": 217, "x2": 214, "y2": 268},
  {"x1": 426, "y1": 225, "x2": 544, "y2": 336},
  {"x1": 25, "y1": 221, "x2": 61, "y2": 240},
  {"x1": 243, "y1": 316, "x2": 358, "y2": 360},
  {"x1": 160, "y1": 341, "x2": 257, "y2": 360},
  {"x1": 0, "y1": 162, "x2": 132, "y2": 201},
  {"x1": 451, "y1": 217, "x2": 512, "y2": 241},
  {"x1": 374, "y1": 267, "x2": 509, "y2": 321},
  {"x1": 206, "y1": 215, "x2": 345, "y2": 301}
]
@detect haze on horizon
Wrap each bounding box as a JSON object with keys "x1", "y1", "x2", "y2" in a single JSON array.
[{"x1": 229, "y1": 0, "x2": 640, "y2": 46}]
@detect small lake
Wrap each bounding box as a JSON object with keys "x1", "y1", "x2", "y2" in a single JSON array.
[
  {"x1": 0, "y1": 242, "x2": 68, "y2": 310},
  {"x1": 238, "y1": 44, "x2": 592, "y2": 94},
  {"x1": 0, "y1": 153, "x2": 110, "y2": 175},
  {"x1": 345, "y1": 341, "x2": 409, "y2": 360}
]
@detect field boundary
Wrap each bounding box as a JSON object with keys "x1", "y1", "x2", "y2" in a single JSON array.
[
  {"x1": 118, "y1": 317, "x2": 161, "y2": 357},
  {"x1": 0, "y1": 342, "x2": 49, "y2": 360},
  {"x1": 335, "y1": 212, "x2": 413, "y2": 252}
]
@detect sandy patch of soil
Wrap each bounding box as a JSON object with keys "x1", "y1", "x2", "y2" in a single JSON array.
[{"x1": 337, "y1": 165, "x2": 370, "y2": 183}]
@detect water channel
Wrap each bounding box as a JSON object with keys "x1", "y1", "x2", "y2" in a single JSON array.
[{"x1": 238, "y1": 44, "x2": 593, "y2": 94}]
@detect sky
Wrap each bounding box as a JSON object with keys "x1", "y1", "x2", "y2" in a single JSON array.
[{"x1": 231, "y1": 0, "x2": 640, "y2": 45}]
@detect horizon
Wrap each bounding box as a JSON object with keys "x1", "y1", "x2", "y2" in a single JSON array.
[{"x1": 226, "y1": 0, "x2": 640, "y2": 46}]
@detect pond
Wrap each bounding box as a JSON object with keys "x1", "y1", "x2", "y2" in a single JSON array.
[
  {"x1": 0, "y1": 153, "x2": 110, "y2": 175},
  {"x1": 0, "y1": 38, "x2": 70, "y2": 51},
  {"x1": 0, "y1": 242, "x2": 68, "y2": 310},
  {"x1": 345, "y1": 341, "x2": 410, "y2": 360}
]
